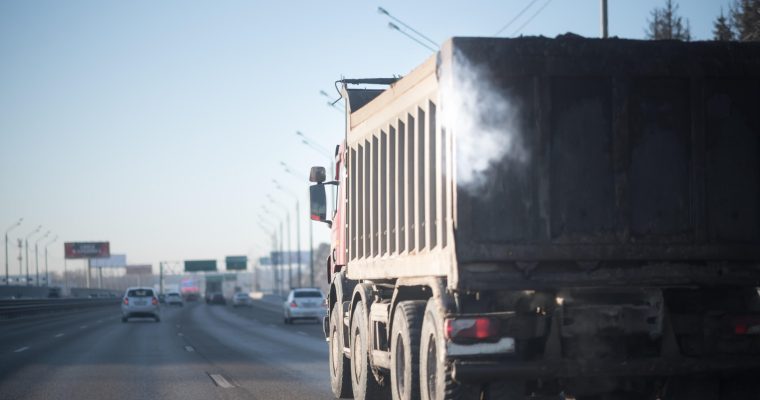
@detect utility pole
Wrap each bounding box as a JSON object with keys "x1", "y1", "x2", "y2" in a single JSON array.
[
  {"x1": 5, "y1": 218, "x2": 22, "y2": 285},
  {"x1": 35, "y1": 231, "x2": 50, "y2": 286},
  {"x1": 44, "y1": 235, "x2": 58, "y2": 287},
  {"x1": 601, "y1": 0, "x2": 608, "y2": 38},
  {"x1": 25, "y1": 226, "x2": 42, "y2": 286},
  {"x1": 160, "y1": 261, "x2": 164, "y2": 294},
  {"x1": 17, "y1": 239, "x2": 23, "y2": 283},
  {"x1": 279, "y1": 221, "x2": 284, "y2": 296},
  {"x1": 309, "y1": 220, "x2": 314, "y2": 287}
]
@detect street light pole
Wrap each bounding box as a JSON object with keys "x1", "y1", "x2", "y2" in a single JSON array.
[
  {"x1": 24, "y1": 226, "x2": 42, "y2": 286},
  {"x1": 262, "y1": 205, "x2": 287, "y2": 296},
  {"x1": 268, "y1": 195, "x2": 292, "y2": 291},
  {"x1": 274, "y1": 179, "x2": 302, "y2": 288},
  {"x1": 601, "y1": 0, "x2": 608, "y2": 38},
  {"x1": 44, "y1": 235, "x2": 58, "y2": 287},
  {"x1": 5, "y1": 218, "x2": 22, "y2": 285},
  {"x1": 258, "y1": 221, "x2": 278, "y2": 294},
  {"x1": 35, "y1": 231, "x2": 50, "y2": 287},
  {"x1": 280, "y1": 162, "x2": 315, "y2": 287},
  {"x1": 295, "y1": 131, "x2": 336, "y2": 283}
]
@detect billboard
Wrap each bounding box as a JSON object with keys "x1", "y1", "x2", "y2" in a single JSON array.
[
  {"x1": 125, "y1": 264, "x2": 152, "y2": 275},
  {"x1": 90, "y1": 254, "x2": 127, "y2": 268},
  {"x1": 181, "y1": 278, "x2": 199, "y2": 293},
  {"x1": 184, "y1": 260, "x2": 217, "y2": 272},
  {"x1": 64, "y1": 242, "x2": 110, "y2": 259},
  {"x1": 225, "y1": 256, "x2": 247, "y2": 271}
]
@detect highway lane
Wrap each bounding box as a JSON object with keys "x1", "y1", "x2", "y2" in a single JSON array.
[{"x1": 0, "y1": 299, "x2": 331, "y2": 400}]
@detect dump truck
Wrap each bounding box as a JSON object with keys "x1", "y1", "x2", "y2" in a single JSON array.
[{"x1": 309, "y1": 36, "x2": 760, "y2": 400}]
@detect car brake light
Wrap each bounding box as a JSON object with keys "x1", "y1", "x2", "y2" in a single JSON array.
[
  {"x1": 445, "y1": 318, "x2": 500, "y2": 343},
  {"x1": 732, "y1": 316, "x2": 760, "y2": 335},
  {"x1": 123, "y1": 298, "x2": 129, "y2": 305},
  {"x1": 290, "y1": 301, "x2": 298, "y2": 308},
  {"x1": 151, "y1": 297, "x2": 158, "y2": 305}
]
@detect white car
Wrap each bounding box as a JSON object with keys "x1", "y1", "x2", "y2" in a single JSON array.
[
  {"x1": 121, "y1": 287, "x2": 160, "y2": 322},
  {"x1": 283, "y1": 288, "x2": 326, "y2": 324},
  {"x1": 232, "y1": 292, "x2": 252, "y2": 307},
  {"x1": 165, "y1": 292, "x2": 184, "y2": 307}
]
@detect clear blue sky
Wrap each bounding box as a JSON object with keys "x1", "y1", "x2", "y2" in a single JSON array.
[{"x1": 0, "y1": 0, "x2": 732, "y2": 274}]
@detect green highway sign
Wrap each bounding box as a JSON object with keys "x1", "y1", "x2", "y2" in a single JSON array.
[
  {"x1": 184, "y1": 260, "x2": 217, "y2": 272},
  {"x1": 225, "y1": 256, "x2": 247, "y2": 271}
]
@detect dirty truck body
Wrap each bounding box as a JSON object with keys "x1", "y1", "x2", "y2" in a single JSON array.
[{"x1": 314, "y1": 37, "x2": 760, "y2": 399}]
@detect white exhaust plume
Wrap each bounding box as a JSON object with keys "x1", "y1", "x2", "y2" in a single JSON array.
[{"x1": 440, "y1": 50, "x2": 528, "y2": 191}]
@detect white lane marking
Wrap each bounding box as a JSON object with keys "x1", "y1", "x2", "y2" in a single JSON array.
[
  {"x1": 209, "y1": 373, "x2": 234, "y2": 388},
  {"x1": 80, "y1": 325, "x2": 87, "y2": 329},
  {"x1": 185, "y1": 345, "x2": 195, "y2": 352},
  {"x1": 54, "y1": 333, "x2": 64, "y2": 338},
  {"x1": 297, "y1": 331, "x2": 307, "y2": 336},
  {"x1": 14, "y1": 347, "x2": 29, "y2": 353}
]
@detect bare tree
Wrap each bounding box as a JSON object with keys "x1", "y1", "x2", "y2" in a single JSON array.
[{"x1": 646, "y1": 0, "x2": 691, "y2": 41}]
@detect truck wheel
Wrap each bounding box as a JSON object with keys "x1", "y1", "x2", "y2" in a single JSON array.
[
  {"x1": 391, "y1": 300, "x2": 426, "y2": 400},
  {"x1": 419, "y1": 298, "x2": 480, "y2": 400},
  {"x1": 350, "y1": 301, "x2": 386, "y2": 400},
  {"x1": 330, "y1": 305, "x2": 353, "y2": 398}
]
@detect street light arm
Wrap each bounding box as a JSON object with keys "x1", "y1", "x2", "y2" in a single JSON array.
[
  {"x1": 25, "y1": 225, "x2": 42, "y2": 240},
  {"x1": 45, "y1": 236, "x2": 58, "y2": 247},
  {"x1": 273, "y1": 179, "x2": 299, "y2": 199},
  {"x1": 296, "y1": 131, "x2": 333, "y2": 159},
  {"x1": 36, "y1": 231, "x2": 51, "y2": 245},
  {"x1": 5, "y1": 218, "x2": 23, "y2": 234}
]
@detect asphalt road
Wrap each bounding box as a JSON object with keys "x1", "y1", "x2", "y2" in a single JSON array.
[{"x1": 0, "y1": 299, "x2": 331, "y2": 400}]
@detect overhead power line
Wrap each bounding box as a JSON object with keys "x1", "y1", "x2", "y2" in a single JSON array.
[
  {"x1": 378, "y1": 7, "x2": 439, "y2": 49},
  {"x1": 512, "y1": 0, "x2": 554, "y2": 37},
  {"x1": 388, "y1": 22, "x2": 438, "y2": 52},
  {"x1": 493, "y1": 0, "x2": 541, "y2": 36}
]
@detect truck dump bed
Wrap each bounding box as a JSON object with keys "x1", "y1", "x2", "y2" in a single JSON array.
[{"x1": 343, "y1": 36, "x2": 760, "y2": 290}]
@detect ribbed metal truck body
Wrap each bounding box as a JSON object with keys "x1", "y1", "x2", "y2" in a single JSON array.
[
  {"x1": 320, "y1": 36, "x2": 760, "y2": 399},
  {"x1": 342, "y1": 36, "x2": 760, "y2": 290}
]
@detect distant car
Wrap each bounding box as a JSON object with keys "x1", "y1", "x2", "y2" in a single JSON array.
[
  {"x1": 121, "y1": 287, "x2": 160, "y2": 322},
  {"x1": 184, "y1": 292, "x2": 199, "y2": 302},
  {"x1": 165, "y1": 292, "x2": 184, "y2": 306},
  {"x1": 283, "y1": 288, "x2": 326, "y2": 324},
  {"x1": 232, "y1": 292, "x2": 252, "y2": 307},
  {"x1": 207, "y1": 292, "x2": 226, "y2": 305}
]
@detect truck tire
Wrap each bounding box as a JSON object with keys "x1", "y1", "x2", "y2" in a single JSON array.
[
  {"x1": 330, "y1": 305, "x2": 353, "y2": 398},
  {"x1": 391, "y1": 300, "x2": 427, "y2": 400},
  {"x1": 419, "y1": 298, "x2": 480, "y2": 400},
  {"x1": 351, "y1": 301, "x2": 386, "y2": 400}
]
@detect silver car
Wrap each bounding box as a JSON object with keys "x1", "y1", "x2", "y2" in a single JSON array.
[
  {"x1": 232, "y1": 292, "x2": 252, "y2": 307},
  {"x1": 121, "y1": 287, "x2": 160, "y2": 322},
  {"x1": 165, "y1": 292, "x2": 184, "y2": 307},
  {"x1": 283, "y1": 288, "x2": 326, "y2": 324}
]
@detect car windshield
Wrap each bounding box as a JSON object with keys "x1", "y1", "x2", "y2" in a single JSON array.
[
  {"x1": 294, "y1": 291, "x2": 322, "y2": 298},
  {"x1": 127, "y1": 289, "x2": 153, "y2": 297}
]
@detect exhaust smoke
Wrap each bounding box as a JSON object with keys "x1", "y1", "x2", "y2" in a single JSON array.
[{"x1": 440, "y1": 50, "x2": 528, "y2": 191}]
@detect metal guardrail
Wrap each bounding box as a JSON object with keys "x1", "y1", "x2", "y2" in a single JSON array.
[{"x1": 0, "y1": 298, "x2": 120, "y2": 318}]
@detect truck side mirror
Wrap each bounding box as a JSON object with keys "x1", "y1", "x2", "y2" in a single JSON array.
[
  {"x1": 310, "y1": 166, "x2": 326, "y2": 183},
  {"x1": 310, "y1": 184, "x2": 330, "y2": 226}
]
